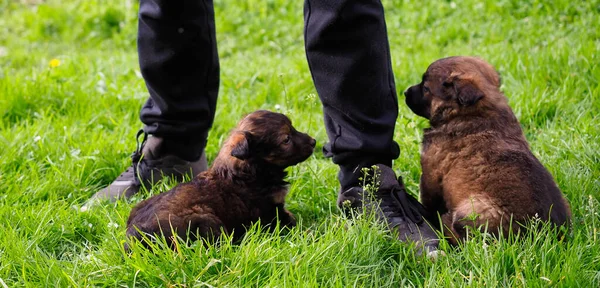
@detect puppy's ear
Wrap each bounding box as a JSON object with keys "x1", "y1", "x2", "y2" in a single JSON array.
[
  {"x1": 457, "y1": 84, "x2": 484, "y2": 106},
  {"x1": 445, "y1": 72, "x2": 484, "y2": 106},
  {"x1": 230, "y1": 132, "x2": 252, "y2": 160}
]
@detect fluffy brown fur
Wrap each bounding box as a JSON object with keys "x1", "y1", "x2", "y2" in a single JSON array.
[
  {"x1": 404, "y1": 56, "x2": 571, "y2": 244},
  {"x1": 125, "y1": 110, "x2": 316, "y2": 250}
]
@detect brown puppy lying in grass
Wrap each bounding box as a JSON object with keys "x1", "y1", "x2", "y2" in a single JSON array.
[
  {"x1": 125, "y1": 110, "x2": 316, "y2": 250},
  {"x1": 404, "y1": 56, "x2": 571, "y2": 244}
]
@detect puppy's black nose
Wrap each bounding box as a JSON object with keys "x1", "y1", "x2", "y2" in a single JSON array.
[{"x1": 309, "y1": 138, "x2": 316, "y2": 147}]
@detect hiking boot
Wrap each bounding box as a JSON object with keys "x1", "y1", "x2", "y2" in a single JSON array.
[
  {"x1": 338, "y1": 164, "x2": 440, "y2": 258},
  {"x1": 85, "y1": 130, "x2": 207, "y2": 206}
]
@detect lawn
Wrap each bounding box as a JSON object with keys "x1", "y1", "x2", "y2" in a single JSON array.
[{"x1": 1, "y1": 0, "x2": 599, "y2": 286}]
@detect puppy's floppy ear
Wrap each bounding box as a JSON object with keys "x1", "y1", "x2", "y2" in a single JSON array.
[
  {"x1": 445, "y1": 72, "x2": 484, "y2": 106},
  {"x1": 457, "y1": 84, "x2": 484, "y2": 106},
  {"x1": 230, "y1": 131, "x2": 252, "y2": 160}
]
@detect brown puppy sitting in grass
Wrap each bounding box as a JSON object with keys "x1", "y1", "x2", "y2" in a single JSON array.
[
  {"x1": 125, "y1": 110, "x2": 316, "y2": 250},
  {"x1": 404, "y1": 56, "x2": 571, "y2": 244}
]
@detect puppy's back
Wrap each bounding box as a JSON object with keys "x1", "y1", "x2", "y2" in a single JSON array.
[
  {"x1": 125, "y1": 179, "x2": 228, "y2": 249},
  {"x1": 444, "y1": 137, "x2": 571, "y2": 242}
]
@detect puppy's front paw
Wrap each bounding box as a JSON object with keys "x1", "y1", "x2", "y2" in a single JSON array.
[{"x1": 280, "y1": 209, "x2": 296, "y2": 228}]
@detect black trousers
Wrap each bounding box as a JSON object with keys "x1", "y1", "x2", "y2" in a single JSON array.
[{"x1": 138, "y1": 0, "x2": 400, "y2": 190}]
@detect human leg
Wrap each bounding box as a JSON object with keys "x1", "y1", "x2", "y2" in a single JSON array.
[
  {"x1": 89, "y1": 0, "x2": 219, "y2": 203},
  {"x1": 304, "y1": 0, "x2": 439, "y2": 256}
]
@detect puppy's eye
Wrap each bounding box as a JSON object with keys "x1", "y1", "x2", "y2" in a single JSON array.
[
  {"x1": 282, "y1": 135, "x2": 291, "y2": 144},
  {"x1": 423, "y1": 86, "x2": 431, "y2": 93}
]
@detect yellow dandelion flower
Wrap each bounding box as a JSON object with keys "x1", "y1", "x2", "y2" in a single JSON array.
[{"x1": 49, "y1": 58, "x2": 61, "y2": 68}]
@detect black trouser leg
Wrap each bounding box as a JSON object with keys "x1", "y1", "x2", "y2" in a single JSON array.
[
  {"x1": 304, "y1": 0, "x2": 400, "y2": 193},
  {"x1": 138, "y1": 0, "x2": 219, "y2": 161}
]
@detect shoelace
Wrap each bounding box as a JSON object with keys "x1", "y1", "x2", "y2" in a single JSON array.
[
  {"x1": 131, "y1": 129, "x2": 148, "y2": 163},
  {"x1": 114, "y1": 129, "x2": 148, "y2": 183},
  {"x1": 379, "y1": 186, "x2": 424, "y2": 225}
]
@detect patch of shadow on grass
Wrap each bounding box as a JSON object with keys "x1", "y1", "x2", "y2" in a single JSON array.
[
  {"x1": 1, "y1": 99, "x2": 36, "y2": 126},
  {"x1": 519, "y1": 100, "x2": 559, "y2": 136},
  {"x1": 37, "y1": 211, "x2": 107, "y2": 259}
]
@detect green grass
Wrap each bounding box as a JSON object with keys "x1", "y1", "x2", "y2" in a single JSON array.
[{"x1": 1, "y1": 0, "x2": 599, "y2": 286}]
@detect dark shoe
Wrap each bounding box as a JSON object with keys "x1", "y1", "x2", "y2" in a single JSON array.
[
  {"x1": 338, "y1": 164, "x2": 441, "y2": 258},
  {"x1": 84, "y1": 130, "x2": 207, "y2": 207}
]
